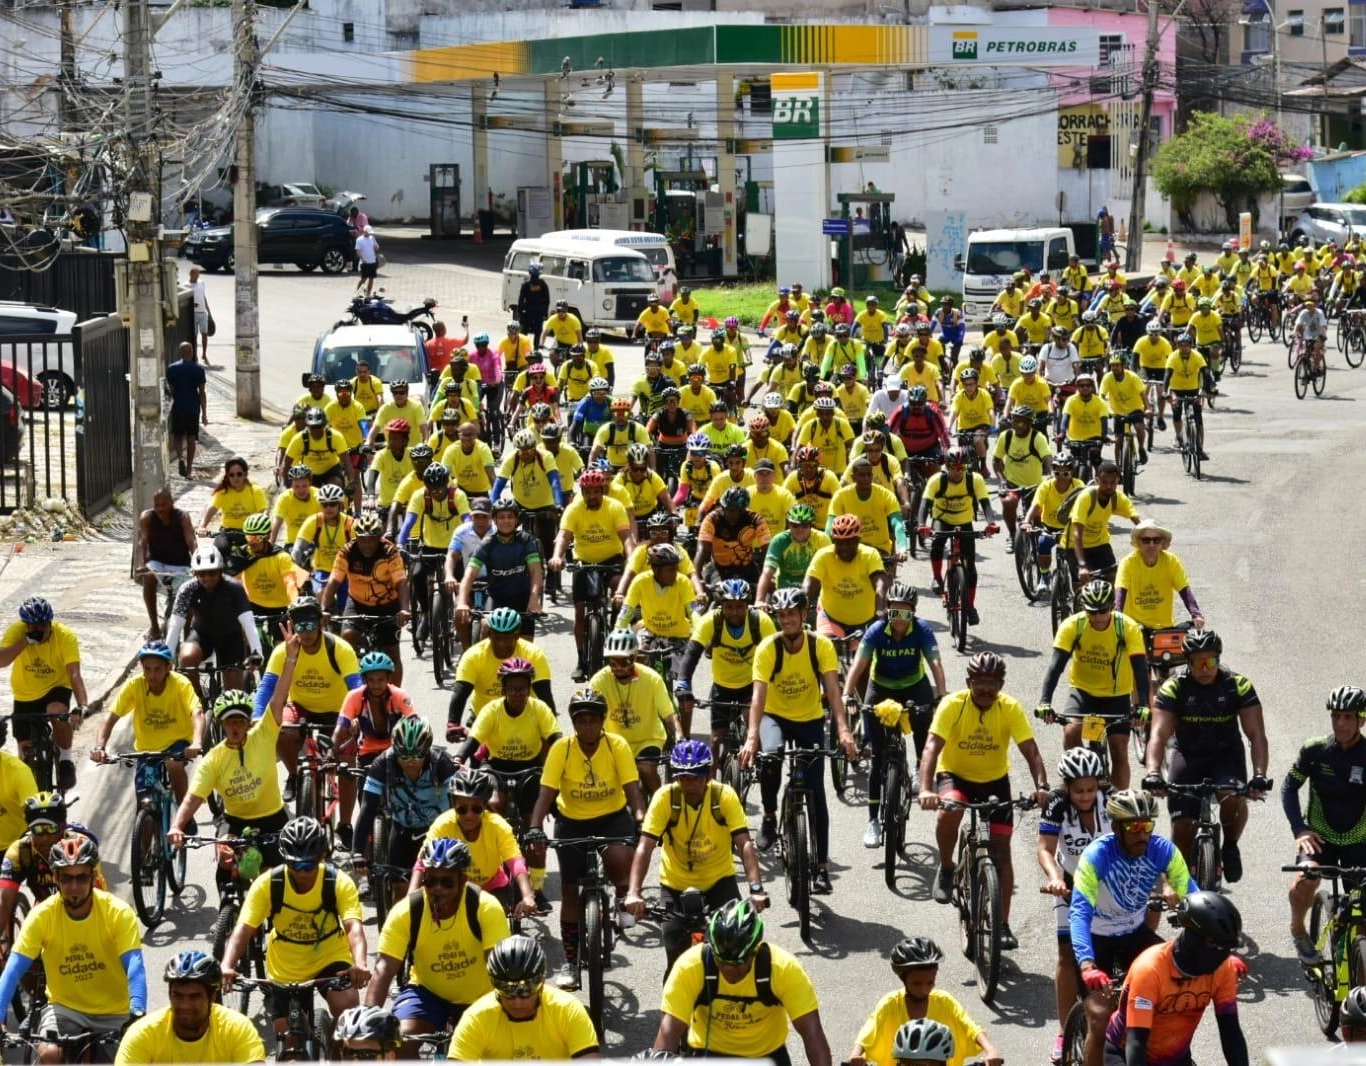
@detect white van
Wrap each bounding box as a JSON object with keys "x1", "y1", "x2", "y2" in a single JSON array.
[
  {"x1": 540, "y1": 229, "x2": 678, "y2": 301},
  {"x1": 957, "y1": 227, "x2": 1076, "y2": 327},
  {"x1": 501, "y1": 238, "x2": 659, "y2": 334}
]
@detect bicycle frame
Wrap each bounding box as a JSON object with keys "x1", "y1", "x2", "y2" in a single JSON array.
[
  {"x1": 287, "y1": 720, "x2": 345, "y2": 845},
  {"x1": 107, "y1": 750, "x2": 188, "y2": 927},
  {"x1": 234, "y1": 975, "x2": 352, "y2": 1061}
]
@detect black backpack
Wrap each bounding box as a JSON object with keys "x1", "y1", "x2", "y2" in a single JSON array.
[
  {"x1": 1000, "y1": 428, "x2": 1045, "y2": 466},
  {"x1": 765, "y1": 632, "x2": 821, "y2": 683},
  {"x1": 663, "y1": 781, "x2": 727, "y2": 843},
  {"x1": 268, "y1": 864, "x2": 340, "y2": 943},
  {"x1": 694, "y1": 942, "x2": 781, "y2": 1009},
  {"x1": 707, "y1": 609, "x2": 763, "y2": 657},
  {"x1": 403, "y1": 884, "x2": 484, "y2": 965}
]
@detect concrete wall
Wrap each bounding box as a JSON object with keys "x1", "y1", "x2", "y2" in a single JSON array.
[{"x1": 1308, "y1": 151, "x2": 1366, "y2": 201}]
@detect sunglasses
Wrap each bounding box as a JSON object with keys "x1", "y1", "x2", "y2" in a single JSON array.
[
  {"x1": 887, "y1": 608, "x2": 916, "y2": 620},
  {"x1": 1188, "y1": 654, "x2": 1219, "y2": 669},
  {"x1": 1120, "y1": 820, "x2": 1154, "y2": 834},
  {"x1": 29, "y1": 822, "x2": 60, "y2": 834},
  {"x1": 494, "y1": 982, "x2": 541, "y2": 1000},
  {"x1": 293, "y1": 620, "x2": 320, "y2": 633},
  {"x1": 338, "y1": 1050, "x2": 383, "y2": 1061},
  {"x1": 424, "y1": 875, "x2": 459, "y2": 889},
  {"x1": 57, "y1": 872, "x2": 92, "y2": 885},
  {"x1": 323, "y1": 502, "x2": 342, "y2": 509},
  {"x1": 1139, "y1": 536, "x2": 1165, "y2": 545},
  {"x1": 289, "y1": 860, "x2": 319, "y2": 872},
  {"x1": 455, "y1": 804, "x2": 485, "y2": 815}
]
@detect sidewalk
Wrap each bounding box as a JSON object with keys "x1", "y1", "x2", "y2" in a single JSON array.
[{"x1": 0, "y1": 365, "x2": 280, "y2": 713}]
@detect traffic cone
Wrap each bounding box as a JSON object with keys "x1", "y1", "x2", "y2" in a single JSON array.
[
  {"x1": 1165, "y1": 237, "x2": 1175, "y2": 263},
  {"x1": 473, "y1": 219, "x2": 483, "y2": 245}
]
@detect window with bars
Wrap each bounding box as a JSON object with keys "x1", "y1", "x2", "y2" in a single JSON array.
[
  {"x1": 983, "y1": 125, "x2": 998, "y2": 144},
  {"x1": 1099, "y1": 34, "x2": 1125, "y2": 67}
]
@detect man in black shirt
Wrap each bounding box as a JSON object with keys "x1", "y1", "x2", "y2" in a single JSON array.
[
  {"x1": 515, "y1": 264, "x2": 551, "y2": 342},
  {"x1": 166, "y1": 545, "x2": 263, "y2": 699},
  {"x1": 454, "y1": 497, "x2": 543, "y2": 641}
]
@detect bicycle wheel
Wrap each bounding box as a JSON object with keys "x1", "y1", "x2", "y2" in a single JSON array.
[
  {"x1": 298, "y1": 768, "x2": 323, "y2": 828},
  {"x1": 374, "y1": 820, "x2": 394, "y2": 929},
  {"x1": 946, "y1": 566, "x2": 967, "y2": 653},
  {"x1": 883, "y1": 761, "x2": 903, "y2": 890},
  {"x1": 1061, "y1": 998, "x2": 1090, "y2": 1066},
  {"x1": 1014, "y1": 529, "x2": 1040, "y2": 602},
  {"x1": 828, "y1": 717, "x2": 849, "y2": 797},
  {"x1": 1131, "y1": 710, "x2": 1150, "y2": 766},
  {"x1": 957, "y1": 859, "x2": 975, "y2": 959},
  {"x1": 7, "y1": 895, "x2": 34, "y2": 1026},
  {"x1": 129, "y1": 806, "x2": 165, "y2": 926},
  {"x1": 1308, "y1": 888, "x2": 1338, "y2": 1037},
  {"x1": 312, "y1": 1005, "x2": 335, "y2": 1061},
  {"x1": 1050, "y1": 567, "x2": 1072, "y2": 636},
  {"x1": 974, "y1": 859, "x2": 1003, "y2": 1004},
  {"x1": 409, "y1": 590, "x2": 427, "y2": 657},
  {"x1": 1228, "y1": 337, "x2": 1242, "y2": 373},
  {"x1": 1349, "y1": 328, "x2": 1366, "y2": 369},
  {"x1": 582, "y1": 891, "x2": 607, "y2": 1042},
  {"x1": 29, "y1": 736, "x2": 54, "y2": 794},
  {"x1": 1314, "y1": 358, "x2": 1328, "y2": 397},
  {"x1": 1247, "y1": 310, "x2": 1263, "y2": 344},
  {"x1": 798, "y1": 808, "x2": 815, "y2": 942},
  {"x1": 1193, "y1": 832, "x2": 1219, "y2": 893},
  {"x1": 167, "y1": 814, "x2": 189, "y2": 895},
  {"x1": 721, "y1": 753, "x2": 747, "y2": 808},
  {"x1": 585, "y1": 610, "x2": 605, "y2": 676},
  {"x1": 907, "y1": 480, "x2": 925, "y2": 559},
  {"x1": 430, "y1": 586, "x2": 450, "y2": 687},
  {"x1": 784, "y1": 808, "x2": 810, "y2": 936}
]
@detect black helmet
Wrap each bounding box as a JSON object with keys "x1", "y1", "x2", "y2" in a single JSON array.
[
  {"x1": 1176, "y1": 890, "x2": 1242, "y2": 948},
  {"x1": 966, "y1": 651, "x2": 1006, "y2": 679},
  {"x1": 449, "y1": 768, "x2": 495, "y2": 804},
  {"x1": 1183, "y1": 628, "x2": 1222, "y2": 656},
  {"x1": 706, "y1": 898, "x2": 764, "y2": 963},
  {"x1": 1328, "y1": 685, "x2": 1366, "y2": 714},
  {"x1": 1342, "y1": 985, "x2": 1366, "y2": 1025},
  {"x1": 487, "y1": 934, "x2": 546, "y2": 995},
  {"x1": 890, "y1": 936, "x2": 944, "y2": 973},
  {"x1": 278, "y1": 816, "x2": 328, "y2": 864}
]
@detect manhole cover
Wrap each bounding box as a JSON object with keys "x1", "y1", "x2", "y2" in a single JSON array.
[{"x1": 60, "y1": 611, "x2": 125, "y2": 624}]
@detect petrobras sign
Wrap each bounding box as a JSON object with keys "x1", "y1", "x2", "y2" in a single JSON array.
[
  {"x1": 771, "y1": 71, "x2": 824, "y2": 140},
  {"x1": 930, "y1": 26, "x2": 1101, "y2": 67}
]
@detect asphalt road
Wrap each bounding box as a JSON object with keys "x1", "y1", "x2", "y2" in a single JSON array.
[{"x1": 81, "y1": 251, "x2": 1360, "y2": 1061}]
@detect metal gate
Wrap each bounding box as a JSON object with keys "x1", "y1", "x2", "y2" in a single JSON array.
[
  {"x1": 0, "y1": 333, "x2": 80, "y2": 514},
  {"x1": 74, "y1": 315, "x2": 131, "y2": 517}
]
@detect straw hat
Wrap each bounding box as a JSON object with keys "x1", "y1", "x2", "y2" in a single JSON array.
[{"x1": 1131, "y1": 518, "x2": 1172, "y2": 548}]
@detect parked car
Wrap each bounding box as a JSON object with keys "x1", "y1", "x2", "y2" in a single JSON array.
[
  {"x1": 264, "y1": 182, "x2": 327, "y2": 209},
  {"x1": 0, "y1": 302, "x2": 77, "y2": 408},
  {"x1": 185, "y1": 207, "x2": 353, "y2": 275},
  {"x1": 0, "y1": 384, "x2": 19, "y2": 458},
  {"x1": 325, "y1": 190, "x2": 367, "y2": 217},
  {"x1": 0, "y1": 365, "x2": 42, "y2": 410},
  {"x1": 1280, "y1": 173, "x2": 1316, "y2": 220},
  {"x1": 1290, "y1": 202, "x2": 1366, "y2": 246},
  {"x1": 309, "y1": 323, "x2": 430, "y2": 406}
]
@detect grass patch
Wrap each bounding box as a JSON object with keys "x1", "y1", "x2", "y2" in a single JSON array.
[{"x1": 691, "y1": 282, "x2": 908, "y2": 328}]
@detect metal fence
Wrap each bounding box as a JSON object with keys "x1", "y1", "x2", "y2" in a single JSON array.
[
  {"x1": 0, "y1": 251, "x2": 119, "y2": 322},
  {"x1": 74, "y1": 315, "x2": 131, "y2": 517}
]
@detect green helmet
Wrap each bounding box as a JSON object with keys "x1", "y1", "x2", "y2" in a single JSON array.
[
  {"x1": 212, "y1": 690, "x2": 254, "y2": 721},
  {"x1": 242, "y1": 512, "x2": 272, "y2": 537},
  {"x1": 787, "y1": 503, "x2": 816, "y2": 525},
  {"x1": 391, "y1": 717, "x2": 432, "y2": 761},
  {"x1": 706, "y1": 898, "x2": 764, "y2": 963}
]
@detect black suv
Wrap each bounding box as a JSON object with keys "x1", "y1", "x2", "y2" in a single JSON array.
[{"x1": 185, "y1": 207, "x2": 352, "y2": 274}]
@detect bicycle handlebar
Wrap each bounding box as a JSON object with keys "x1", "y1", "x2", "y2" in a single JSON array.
[
  {"x1": 940, "y1": 795, "x2": 1037, "y2": 813},
  {"x1": 233, "y1": 974, "x2": 354, "y2": 993},
  {"x1": 1158, "y1": 778, "x2": 1270, "y2": 797},
  {"x1": 545, "y1": 835, "x2": 637, "y2": 851}
]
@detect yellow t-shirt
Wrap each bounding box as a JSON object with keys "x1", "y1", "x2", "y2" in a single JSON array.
[
  {"x1": 591, "y1": 662, "x2": 674, "y2": 753},
  {"x1": 1032, "y1": 476, "x2": 1081, "y2": 531},
  {"x1": 613, "y1": 470, "x2": 668, "y2": 519},
  {"x1": 807, "y1": 543, "x2": 885, "y2": 624},
  {"x1": 1165, "y1": 350, "x2": 1207, "y2": 392},
  {"x1": 855, "y1": 308, "x2": 891, "y2": 342},
  {"x1": 296, "y1": 514, "x2": 353, "y2": 574},
  {"x1": 855, "y1": 988, "x2": 984, "y2": 1066},
  {"x1": 240, "y1": 551, "x2": 305, "y2": 611},
  {"x1": 1100, "y1": 370, "x2": 1145, "y2": 417},
  {"x1": 285, "y1": 428, "x2": 349, "y2": 478},
  {"x1": 701, "y1": 470, "x2": 757, "y2": 510},
  {"x1": 1048, "y1": 298, "x2": 1080, "y2": 330},
  {"x1": 828, "y1": 484, "x2": 901, "y2": 555},
  {"x1": 556, "y1": 358, "x2": 599, "y2": 403},
  {"x1": 369, "y1": 448, "x2": 414, "y2": 507},
  {"x1": 189, "y1": 711, "x2": 283, "y2": 820},
  {"x1": 498, "y1": 448, "x2": 558, "y2": 510},
  {"x1": 678, "y1": 384, "x2": 718, "y2": 424},
  {"x1": 748, "y1": 485, "x2": 797, "y2": 536},
  {"x1": 376, "y1": 887, "x2": 509, "y2": 1003},
  {"x1": 544, "y1": 313, "x2": 583, "y2": 345},
  {"x1": 1016, "y1": 312, "x2": 1054, "y2": 345},
  {"x1": 1132, "y1": 336, "x2": 1173, "y2": 373},
  {"x1": 1188, "y1": 311, "x2": 1223, "y2": 347},
  {"x1": 0, "y1": 752, "x2": 37, "y2": 851},
  {"x1": 350, "y1": 375, "x2": 384, "y2": 414},
  {"x1": 746, "y1": 438, "x2": 790, "y2": 471},
  {"x1": 1061, "y1": 393, "x2": 1110, "y2": 442},
  {"x1": 455, "y1": 639, "x2": 551, "y2": 717},
  {"x1": 264, "y1": 635, "x2": 359, "y2": 715},
  {"x1": 1054, "y1": 611, "x2": 1146, "y2": 698},
  {"x1": 1007, "y1": 376, "x2": 1052, "y2": 413},
  {"x1": 992, "y1": 428, "x2": 1051, "y2": 489},
  {"x1": 210, "y1": 483, "x2": 269, "y2": 531},
  {"x1": 929, "y1": 690, "x2": 1033, "y2": 783},
  {"x1": 661, "y1": 942, "x2": 819, "y2": 1056},
  {"x1": 110, "y1": 672, "x2": 199, "y2": 752},
  {"x1": 3, "y1": 621, "x2": 80, "y2": 701},
  {"x1": 16, "y1": 890, "x2": 141, "y2": 1015},
  {"x1": 116, "y1": 1003, "x2": 267, "y2": 1064},
  {"x1": 468, "y1": 697, "x2": 559, "y2": 763},
  {"x1": 560, "y1": 496, "x2": 631, "y2": 563},
  {"x1": 1070, "y1": 486, "x2": 1138, "y2": 548},
  {"x1": 423, "y1": 811, "x2": 523, "y2": 890},
  {"x1": 783, "y1": 469, "x2": 842, "y2": 528},
  {"x1": 1072, "y1": 325, "x2": 1110, "y2": 359},
  {"x1": 636, "y1": 306, "x2": 672, "y2": 335},
  {"x1": 642, "y1": 780, "x2": 747, "y2": 890},
  {"x1": 689, "y1": 610, "x2": 777, "y2": 690},
  {"x1": 323, "y1": 399, "x2": 366, "y2": 450},
  {"x1": 406, "y1": 487, "x2": 470, "y2": 550},
  {"x1": 922, "y1": 471, "x2": 988, "y2": 525},
  {"x1": 373, "y1": 399, "x2": 428, "y2": 435},
  {"x1": 752, "y1": 632, "x2": 839, "y2": 723},
  {"x1": 240, "y1": 865, "x2": 362, "y2": 982},
  {"x1": 951, "y1": 361, "x2": 1000, "y2": 391},
  {"x1": 540, "y1": 733, "x2": 637, "y2": 820},
  {"x1": 449, "y1": 985, "x2": 598, "y2": 1060},
  {"x1": 1116, "y1": 550, "x2": 1190, "y2": 630},
  {"x1": 949, "y1": 388, "x2": 994, "y2": 431},
  {"x1": 621, "y1": 573, "x2": 694, "y2": 640},
  {"x1": 991, "y1": 351, "x2": 1025, "y2": 392},
  {"x1": 794, "y1": 417, "x2": 855, "y2": 476},
  {"x1": 272, "y1": 489, "x2": 320, "y2": 544},
  {"x1": 441, "y1": 440, "x2": 496, "y2": 496},
  {"x1": 700, "y1": 344, "x2": 738, "y2": 385},
  {"x1": 834, "y1": 383, "x2": 871, "y2": 421},
  {"x1": 497, "y1": 336, "x2": 534, "y2": 374}
]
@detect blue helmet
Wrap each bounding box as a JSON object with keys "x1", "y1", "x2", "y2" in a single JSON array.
[
  {"x1": 717, "y1": 579, "x2": 751, "y2": 602},
  {"x1": 137, "y1": 640, "x2": 174, "y2": 663},
  {"x1": 164, "y1": 950, "x2": 222, "y2": 991},
  {"x1": 488, "y1": 607, "x2": 522, "y2": 634},
  {"x1": 358, "y1": 651, "x2": 395, "y2": 675},
  {"x1": 420, "y1": 836, "x2": 473, "y2": 872},
  {"x1": 18, "y1": 597, "x2": 52, "y2": 624},
  {"x1": 687, "y1": 432, "x2": 710, "y2": 452},
  {"x1": 473, "y1": 332, "x2": 490, "y2": 345},
  {"x1": 669, "y1": 739, "x2": 713, "y2": 776}
]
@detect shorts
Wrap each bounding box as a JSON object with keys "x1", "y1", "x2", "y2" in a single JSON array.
[
  {"x1": 1078, "y1": 542, "x2": 1117, "y2": 575},
  {"x1": 383, "y1": 824, "x2": 426, "y2": 873},
  {"x1": 571, "y1": 556, "x2": 624, "y2": 603},
  {"x1": 37, "y1": 1003, "x2": 128, "y2": 1044},
  {"x1": 342, "y1": 601, "x2": 401, "y2": 646},
  {"x1": 393, "y1": 983, "x2": 469, "y2": 1029},
  {"x1": 136, "y1": 740, "x2": 190, "y2": 795},
  {"x1": 220, "y1": 808, "x2": 288, "y2": 870},
  {"x1": 934, "y1": 773, "x2": 1014, "y2": 836},
  {"x1": 1166, "y1": 747, "x2": 1248, "y2": 819},
  {"x1": 1170, "y1": 388, "x2": 1202, "y2": 403},
  {"x1": 1086, "y1": 923, "x2": 1162, "y2": 980},
  {"x1": 271, "y1": 960, "x2": 349, "y2": 1020},
  {"x1": 283, "y1": 703, "x2": 341, "y2": 735},
  {"x1": 486, "y1": 758, "x2": 543, "y2": 819},
  {"x1": 1140, "y1": 366, "x2": 1165, "y2": 383},
  {"x1": 816, "y1": 607, "x2": 874, "y2": 638},
  {"x1": 632, "y1": 742, "x2": 664, "y2": 762},
  {"x1": 1063, "y1": 690, "x2": 1133, "y2": 737},
  {"x1": 1291, "y1": 842, "x2": 1366, "y2": 873},
  {"x1": 12, "y1": 689, "x2": 72, "y2": 742},
  {"x1": 184, "y1": 627, "x2": 247, "y2": 665},
  {"x1": 553, "y1": 808, "x2": 635, "y2": 885},
  {"x1": 194, "y1": 309, "x2": 209, "y2": 336},
  {"x1": 359, "y1": 261, "x2": 378, "y2": 279},
  {"x1": 707, "y1": 684, "x2": 752, "y2": 732},
  {"x1": 313, "y1": 464, "x2": 345, "y2": 485},
  {"x1": 170, "y1": 408, "x2": 200, "y2": 438}
]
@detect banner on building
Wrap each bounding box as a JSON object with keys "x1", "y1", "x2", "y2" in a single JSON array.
[
  {"x1": 1058, "y1": 104, "x2": 1111, "y2": 169},
  {"x1": 929, "y1": 26, "x2": 1101, "y2": 67}
]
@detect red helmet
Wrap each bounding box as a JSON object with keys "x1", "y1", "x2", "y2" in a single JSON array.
[
  {"x1": 830, "y1": 514, "x2": 863, "y2": 540},
  {"x1": 385, "y1": 418, "x2": 411, "y2": 435},
  {"x1": 578, "y1": 469, "x2": 607, "y2": 489},
  {"x1": 795, "y1": 445, "x2": 821, "y2": 464}
]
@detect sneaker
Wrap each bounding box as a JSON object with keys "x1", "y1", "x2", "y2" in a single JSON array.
[
  {"x1": 1294, "y1": 932, "x2": 1320, "y2": 965},
  {"x1": 1139, "y1": 450, "x2": 1149, "y2": 465},
  {"x1": 966, "y1": 606, "x2": 980, "y2": 626},
  {"x1": 757, "y1": 818, "x2": 777, "y2": 851},
  {"x1": 933, "y1": 865, "x2": 954, "y2": 905},
  {"x1": 336, "y1": 824, "x2": 354, "y2": 852},
  {"x1": 1051, "y1": 1034, "x2": 1065, "y2": 1065},
  {"x1": 1157, "y1": 416, "x2": 1166, "y2": 431},
  {"x1": 999, "y1": 924, "x2": 1019, "y2": 950},
  {"x1": 533, "y1": 890, "x2": 553, "y2": 915},
  {"x1": 356, "y1": 875, "x2": 371, "y2": 901},
  {"x1": 1198, "y1": 450, "x2": 1211, "y2": 461},
  {"x1": 1004, "y1": 538, "x2": 1015, "y2": 555},
  {"x1": 931, "y1": 579, "x2": 944, "y2": 597},
  {"x1": 282, "y1": 775, "x2": 297, "y2": 803},
  {"x1": 58, "y1": 760, "x2": 76, "y2": 792},
  {"x1": 572, "y1": 664, "x2": 588, "y2": 683},
  {"x1": 863, "y1": 821, "x2": 883, "y2": 848},
  {"x1": 1036, "y1": 577, "x2": 1051, "y2": 598},
  {"x1": 1221, "y1": 841, "x2": 1243, "y2": 884},
  {"x1": 553, "y1": 962, "x2": 580, "y2": 990},
  {"x1": 811, "y1": 867, "x2": 833, "y2": 895}
]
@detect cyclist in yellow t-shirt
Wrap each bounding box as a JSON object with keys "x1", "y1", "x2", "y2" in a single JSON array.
[
  {"x1": 365, "y1": 426, "x2": 415, "y2": 521},
  {"x1": 805, "y1": 518, "x2": 888, "y2": 633},
  {"x1": 947, "y1": 370, "x2": 994, "y2": 471},
  {"x1": 1099, "y1": 351, "x2": 1149, "y2": 466},
  {"x1": 350, "y1": 363, "x2": 384, "y2": 416},
  {"x1": 1037, "y1": 579, "x2": 1149, "y2": 789},
  {"x1": 1163, "y1": 336, "x2": 1212, "y2": 462},
  {"x1": 1071, "y1": 316, "x2": 1110, "y2": 360},
  {"x1": 1058, "y1": 375, "x2": 1110, "y2": 475},
  {"x1": 526, "y1": 689, "x2": 646, "y2": 989},
  {"x1": 271, "y1": 466, "x2": 321, "y2": 545},
  {"x1": 619, "y1": 544, "x2": 697, "y2": 645},
  {"x1": 669, "y1": 288, "x2": 701, "y2": 326},
  {"x1": 1114, "y1": 519, "x2": 1205, "y2": 633},
  {"x1": 918, "y1": 651, "x2": 1051, "y2": 936},
  {"x1": 1016, "y1": 301, "x2": 1054, "y2": 346},
  {"x1": 915, "y1": 448, "x2": 998, "y2": 627},
  {"x1": 1022, "y1": 453, "x2": 1081, "y2": 597},
  {"x1": 591, "y1": 629, "x2": 681, "y2": 796},
  {"x1": 541, "y1": 303, "x2": 583, "y2": 348}
]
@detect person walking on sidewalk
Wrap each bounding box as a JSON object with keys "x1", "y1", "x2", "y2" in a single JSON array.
[
  {"x1": 355, "y1": 226, "x2": 380, "y2": 299},
  {"x1": 165, "y1": 342, "x2": 207, "y2": 478},
  {"x1": 188, "y1": 266, "x2": 211, "y2": 363}
]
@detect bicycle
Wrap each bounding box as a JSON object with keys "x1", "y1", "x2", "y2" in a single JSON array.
[
  {"x1": 1169, "y1": 393, "x2": 1204, "y2": 480},
  {"x1": 566, "y1": 561, "x2": 620, "y2": 678},
  {"x1": 1114, "y1": 414, "x2": 1142, "y2": 497},
  {"x1": 103, "y1": 750, "x2": 191, "y2": 927},
  {"x1": 233, "y1": 974, "x2": 352, "y2": 1060},
  {"x1": 852, "y1": 697, "x2": 922, "y2": 891},
  {"x1": 936, "y1": 528, "x2": 995, "y2": 654},
  {"x1": 546, "y1": 834, "x2": 636, "y2": 1042},
  {"x1": 201, "y1": 831, "x2": 272, "y2": 1014},
  {"x1": 1161, "y1": 778, "x2": 1264, "y2": 892},
  {"x1": 1338, "y1": 307, "x2": 1366, "y2": 368},
  {"x1": 1292, "y1": 334, "x2": 1328, "y2": 400},
  {"x1": 757, "y1": 745, "x2": 841, "y2": 943},
  {"x1": 1280, "y1": 863, "x2": 1366, "y2": 1038},
  {"x1": 284, "y1": 718, "x2": 345, "y2": 849},
  {"x1": 1034, "y1": 705, "x2": 1122, "y2": 786},
  {"x1": 637, "y1": 633, "x2": 689, "y2": 693},
  {"x1": 1132, "y1": 622, "x2": 1192, "y2": 763},
  {"x1": 697, "y1": 699, "x2": 753, "y2": 806},
  {"x1": 339, "y1": 611, "x2": 402, "y2": 661},
  {"x1": 829, "y1": 629, "x2": 865, "y2": 796},
  {"x1": 901, "y1": 456, "x2": 942, "y2": 560},
  {"x1": 0, "y1": 711, "x2": 71, "y2": 793},
  {"x1": 941, "y1": 795, "x2": 1035, "y2": 1005},
  {"x1": 3, "y1": 1025, "x2": 123, "y2": 1065},
  {"x1": 427, "y1": 562, "x2": 456, "y2": 687}
]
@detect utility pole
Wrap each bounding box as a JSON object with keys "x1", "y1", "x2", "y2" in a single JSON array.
[
  {"x1": 233, "y1": 0, "x2": 261, "y2": 418},
  {"x1": 58, "y1": 0, "x2": 76, "y2": 132},
  {"x1": 123, "y1": 0, "x2": 167, "y2": 516},
  {"x1": 1125, "y1": 0, "x2": 1162, "y2": 274}
]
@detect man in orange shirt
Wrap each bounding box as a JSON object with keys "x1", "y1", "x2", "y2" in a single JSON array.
[{"x1": 424, "y1": 320, "x2": 468, "y2": 375}]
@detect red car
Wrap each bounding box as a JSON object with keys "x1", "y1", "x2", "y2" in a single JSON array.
[{"x1": 0, "y1": 364, "x2": 41, "y2": 409}]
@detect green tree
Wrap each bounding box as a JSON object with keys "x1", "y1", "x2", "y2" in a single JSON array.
[{"x1": 1152, "y1": 112, "x2": 1284, "y2": 230}]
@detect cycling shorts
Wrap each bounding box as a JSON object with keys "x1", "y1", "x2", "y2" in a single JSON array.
[
  {"x1": 572, "y1": 557, "x2": 625, "y2": 603},
  {"x1": 1292, "y1": 842, "x2": 1366, "y2": 872},
  {"x1": 1063, "y1": 691, "x2": 1133, "y2": 737},
  {"x1": 272, "y1": 961, "x2": 348, "y2": 1020},
  {"x1": 1078, "y1": 543, "x2": 1118, "y2": 575},
  {"x1": 935, "y1": 773, "x2": 1014, "y2": 836},
  {"x1": 1141, "y1": 367, "x2": 1165, "y2": 383},
  {"x1": 394, "y1": 983, "x2": 471, "y2": 1027},
  {"x1": 342, "y1": 600, "x2": 401, "y2": 646},
  {"x1": 1083, "y1": 922, "x2": 1162, "y2": 979},
  {"x1": 708, "y1": 684, "x2": 752, "y2": 731},
  {"x1": 554, "y1": 808, "x2": 635, "y2": 885},
  {"x1": 184, "y1": 626, "x2": 247, "y2": 666},
  {"x1": 37, "y1": 1004, "x2": 127, "y2": 1044},
  {"x1": 1170, "y1": 388, "x2": 1202, "y2": 401},
  {"x1": 12, "y1": 689, "x2": 72, "y2": 732},
  {"x1": 283, "y1": 703, "x2": 341, "y2": 734},
  {"x1": 1166, "y1": 748, "x2": 1248, "y2": 820},
  {"x1": 816, "y1": 607, "x2": 874, "y2": 639}
]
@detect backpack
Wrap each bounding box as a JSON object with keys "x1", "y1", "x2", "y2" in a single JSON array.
[
  {"x1": 663, "y1": 781, "x2": 727, "y2": 843},
  {"x1": 1001, "y1": 428, "x2": 1044, "y2": 466},
  {"x1": 766, "y1": 632, "x2": 821, "y2": 684},
  {"x1": 932, "y1": 470, "x2": 978, "y2": 501},
  {"x1": 694, "y1": 942, "x2": 781, "y2": 1010},
  {"x1": 268, "y1": 864, "x2": 340, "y2": 943},
  {"x1": 404, "y1": 884, "x2": 483, "y2": 965},
  {"x1": 1054, "y1": 482, "x2": 1094, "y2": 527},
  {"x1": 1070, "y1": 612, "x2": 1130, "y2": 683},
  {"x1": 707, "y1": 609, "x2": 763, "y2": 657},
  {"x1": 420, "y1": 486, "x2": 460, "y2": 525}
]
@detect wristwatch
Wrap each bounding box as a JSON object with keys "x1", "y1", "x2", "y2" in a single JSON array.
[{"x1": 748, "y1": 881, "x2": 764, "y2": 894}]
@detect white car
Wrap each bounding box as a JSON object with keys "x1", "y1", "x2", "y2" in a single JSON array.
[
  {"x1": 309, "y1": 323, "x2": 431, "y2": 407},
  {"x1": 1290, "y1": 202, "x2": 1366, "y2": 247},
  {"x1": 267, "y1": 182, "x2": 327, "y2": 209},
  {"x1": 0, "y1": 302, "x2": 79, "y2": 408}
]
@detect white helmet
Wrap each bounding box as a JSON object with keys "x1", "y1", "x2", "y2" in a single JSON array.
[
  {"x1": 190, "y1": 546, "x2": 223, "y2": 572},
  {"x1": 1145, "y1": 320, "x2": 1162, "y2": 334}
]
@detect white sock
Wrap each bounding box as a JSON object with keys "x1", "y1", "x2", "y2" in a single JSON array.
[{"x1": 58, "y1": 747, "x2": 72, "y2": 761}]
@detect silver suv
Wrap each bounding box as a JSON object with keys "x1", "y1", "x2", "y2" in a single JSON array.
[
  {"x1": 1289, "y1": 203, "x2": 1366, "y2": 248},
  {"x1": 0, "y1": 302, "x2": 79, "y2": 408}
]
